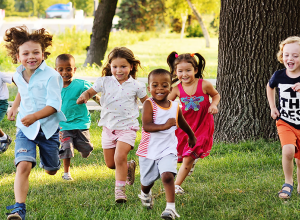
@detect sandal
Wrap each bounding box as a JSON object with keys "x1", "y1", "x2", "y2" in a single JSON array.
[{"x1": 278, "y1": 183, "x2": 293, "y2": 199}]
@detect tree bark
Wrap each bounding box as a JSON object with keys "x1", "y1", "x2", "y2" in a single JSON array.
[
  {"x1": 84, "y1": 0, "x2": 118, "y2": 67},
  {"x1": 215, "y1": 0, "x2": 300, "y2": 142},
  {"x1": 186, "y1": 0, "x2": 210, "y2": 48}
]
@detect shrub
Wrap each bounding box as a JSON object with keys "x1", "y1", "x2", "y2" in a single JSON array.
[{"x1": 186, "y1": 23, "x2": 204, "y2": 38}]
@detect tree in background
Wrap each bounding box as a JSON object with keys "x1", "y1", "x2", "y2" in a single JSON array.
[
  {"x1": 116, "y1": 0, "x2": 165, "y2": 31},
  {"x1": 215, "y1": 0, "x2": 300, "y2": 142},
  {"x1": 84, "y1": 0, "x2": 118, "y2": 66}
]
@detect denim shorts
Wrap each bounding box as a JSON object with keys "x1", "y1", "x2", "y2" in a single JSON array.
[
  {"x1": 0, "y1": 99, "x2": 8, "y2": 121},
  {"x1": 15, "y1": 128, "x2": 61, "y2": 171},
  {"x1": 139, "y1": 153, "x2": 178, "y2": 186}
]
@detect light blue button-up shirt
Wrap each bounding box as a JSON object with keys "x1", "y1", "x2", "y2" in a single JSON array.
[{"x1": 13, "y1": 61, "x2": 66, "y2": 140}]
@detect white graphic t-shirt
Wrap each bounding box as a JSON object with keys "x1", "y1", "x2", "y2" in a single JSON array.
[{"x1": 269, "y1": 68, "x2": 300, "y2": 129}]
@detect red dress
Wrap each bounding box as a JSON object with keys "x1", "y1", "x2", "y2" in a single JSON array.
[{"x1": 176, "y1": 79, "x2": 214, "y2": 162}]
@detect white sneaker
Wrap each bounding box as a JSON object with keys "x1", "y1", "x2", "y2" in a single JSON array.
[
  {"x1": 161, "y1": 208, "x2": 180, "y2": 219},
  {"x1": 175, "y1": 185, "x2": 185, "y2": 195},
  {"x1": 62, "y1": 174, "x2": 73, "y2": 181},
  {"x1": 188, "y1": 158, "x2": 199, "y2": 176},
  {"x1": 138, "y1": 190, "x2": 154, "y2": 209}
]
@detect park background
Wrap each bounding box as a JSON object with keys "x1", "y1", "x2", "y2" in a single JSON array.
[{"x1": 1, "y1": 0, "x2": 300, "y2": 219}]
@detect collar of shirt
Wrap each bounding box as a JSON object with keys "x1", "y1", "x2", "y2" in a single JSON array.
[{"x1": 111, "y1": 75, "x2": 134, "y2": 85}]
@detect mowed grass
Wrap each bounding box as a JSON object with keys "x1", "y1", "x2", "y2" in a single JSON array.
[{"x1": 1, "y1": 111, "x2": 300, "y2": 219}]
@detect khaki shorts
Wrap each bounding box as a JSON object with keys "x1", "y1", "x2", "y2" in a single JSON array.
[
  {"x1": 59, "y1": 129, "x2": 93, "y2": 159},
  {"x1": 276, "y1": 119, "x2": 300, "y2": 159}
]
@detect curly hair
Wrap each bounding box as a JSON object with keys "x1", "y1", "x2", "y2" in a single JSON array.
[
  {"x1": 4, "y1": 25, "x2": 53, "y2": 64},
  {"x1": 277, "y1": 36, "x2": 300, "y2": 63},
  {"x1": 102, "y1": 47, "x2": 141, "y2": 79},
  {"x1": 167, "y1": 51, "x2": 206, "y2": 84}
]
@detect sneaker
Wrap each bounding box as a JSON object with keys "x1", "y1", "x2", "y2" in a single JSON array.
[
  {"x1": 175, "y1": 185, "x2": 185, "y2": 195},
  {"x1": 138, "y1": 190, "x2": 154, "y2": 209},
  {"x1": 62, "y1": 174, "x2": 73, "y2": 181},
  {"x1": 126, "y1": 160, "x2": 136, "y2": 185},
  {"x1": 6, "y1": 202, "x2": 26, "y2": 220},
  {"x1": 161, "y1": 208, "x2": 180, "y2": 219},
  {"x1": 188, "y1": 158, "x2": 199, "y2": 176},
  {"x1": 115, "y1": 186, "x2": 127, "y2": 203},
  {"x1": 0, "y1": 135, "x2": 12, "y2": 154}
]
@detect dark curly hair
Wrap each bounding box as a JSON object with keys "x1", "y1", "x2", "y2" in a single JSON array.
[
  {"x1": 102, "y1": 47, "x2": 141, "y2": 79},
  {"x1": 167, "y1": 51, "x2": 206, "y2": 84},
  {"x1": 4, "y1": 25, "x2": 53, "y2": 64}
]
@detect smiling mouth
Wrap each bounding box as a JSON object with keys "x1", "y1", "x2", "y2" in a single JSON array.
[{"x1": 288, "y1": 63, "x2": 295, "y2": 68}]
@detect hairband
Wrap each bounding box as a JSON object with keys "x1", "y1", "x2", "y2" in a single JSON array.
[
  {"x1": 175, "y1": 54, "x2": 178, "y2": 58},
  {"x1": 190, "y1": 53, "x2": 195, "y2": 57}
]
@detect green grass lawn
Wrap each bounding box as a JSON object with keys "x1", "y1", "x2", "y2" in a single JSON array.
[{"x1": 1, "y1": 112, "x2": 300, "y2": 219}]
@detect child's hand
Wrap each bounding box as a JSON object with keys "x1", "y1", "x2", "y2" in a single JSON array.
[
  {"x1": 7, "y1": 107, "x2": 18, "y2": 121},
  {"x1": 164, "y1": 118, "x2": 176, "y2": 130},
  {"x1": 291, "y1": 83, "x2": 300, "y2": 92},
  {"x1": 77, "y1": 92, "x2": 89, "y2": 104},
  {"x1": 208, "y1": 104, "x2": 218, "y2": 115},
  {"x1": 21, "y1": 114, "x2": 38, "y2": 127},
  {"x1": 188, "y1": 135, "x2": 197, "y2": 148},
  {"x1": 270, "y1": 107, "x2": 280, "y2": 120}
]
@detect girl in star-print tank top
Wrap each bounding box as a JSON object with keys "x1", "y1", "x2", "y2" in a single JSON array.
[{"x1": 167, "y1": 51, "x2": 220, "y2": 195}]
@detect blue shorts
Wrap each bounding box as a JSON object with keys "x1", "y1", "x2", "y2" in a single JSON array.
[
  {"x1": 15, "y1": 128, "x2": 61, "y2": 171},
  {"x1": 139, "y1": 154, "x2": 178, "y2": 186},
  {"x1": 0, "y1": 99, "x2": 8, "y2": 121}
]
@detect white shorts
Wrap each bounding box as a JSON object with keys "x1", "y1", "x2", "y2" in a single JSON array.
[
  {"x1": 101, "y1": 126, "x2": 137, "y2": 149},
  {"x1": 139, "y1": 154, "x2": 178, "y2": 186}
]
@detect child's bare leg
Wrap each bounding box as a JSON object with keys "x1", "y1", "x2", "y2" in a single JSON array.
[
  {"x1": 141, "y1": 183, "x2": 154, "y2": 194},
  {"x1": 103, "y1": 148, "x2": 116, "y2": 169},
  {"x1": 115, "y1": 141, "x2": 131, "y2": 181},
  {"x1": 280, "y1": 144, "x2": 295, "y2": 198},
  {"x1": 175, "y1": 156, "x2": 194, "y2": 186},
  {"x1": 63, "y1": 158, "x2": 71, "y2": 173},
  {"x1": 296, "y1": 158, "x2": 300, "y2": 193},
  {"x1": 14, "y1": 161, "x2": 31, "y2": 203},
  {"x1": 0, "y1": 129, "x2": 4, "y2": 137},
  {"x1": 161, "y1": 172, "x2": 175, "y2": 203}
]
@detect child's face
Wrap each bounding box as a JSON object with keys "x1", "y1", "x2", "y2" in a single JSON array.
[
  {"x1": 17, "y1": 40, "x2": 44, "y2": 74},
  {"x1": 176, "y1": 61, "x2": 198, "y2": 84},
  {"x1": 283, "y1": 42, "x2": 300, "y2": 74},
  {"x1": 55, "y1": 59, "x2": 76, "y2": 86},
  {"x1": 148, "y1": 74, "x2": 172, "y2": 102},
  {"x1": 110, "y1": 57, "x2": 132, "y2": 84}
]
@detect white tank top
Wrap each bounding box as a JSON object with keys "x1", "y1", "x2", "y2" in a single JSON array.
[{"x1": 137, "y1": 98, "x2": 179, "y2": 160}]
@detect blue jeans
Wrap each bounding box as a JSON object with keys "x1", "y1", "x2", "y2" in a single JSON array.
[
  {"x1": 0, "y1": 99, "x2": 8, "y2": 121},
  {"x1": 15, "y1": 128, "x2": 61, "y2": 171}
]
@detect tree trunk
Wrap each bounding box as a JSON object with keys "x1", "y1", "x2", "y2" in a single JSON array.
[
  {"x1": 180, "y1": 11, "x2": 188, "y2": 39},
  {"x1": 215, "y1": 0, "x2": 300, "y2": 142},
  {"x1": 186, "y1": 0, "x2": 210, "y2": 48},
  {"x1": 84, "y1": 0, "x2": 118, "y2": 67}
]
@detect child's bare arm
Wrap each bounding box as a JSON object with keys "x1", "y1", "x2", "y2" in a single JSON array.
[
  {"x1": 21, "y1": 106, "x2": 57, "y2": 127},
  {"x1": 142, "y1": 100, "x2": 176, "y2": 132},
  {"x1": 291, "y1": 83, "x2": 300, "y2": 92},
  {"x1": 203, "y1": 80, "x2": 220, "y2": 115},
  {"x1": 266, "y1": 83, "x2": 280, "y2": 119},
  {"x1": 7, "y1": 92, "x2": 20, "y2": 121},
  {"x1": 140, "y1": 95, "x2": 149, "y2": 104},
  {"x1": 168, "y1": 86, "x2": 179, "y2": 101},
  {"x1": 92, "y1": 94, "x2": 101, "y2": 106},
  {"x1": 77, "y1": 87, "x2": 97, "y2": 104},
  {"x1": 177, "y1": 108, "x2": 197, "y2": 147}
]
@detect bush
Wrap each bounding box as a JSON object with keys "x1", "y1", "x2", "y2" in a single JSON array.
[{"x1": 186, "y1": 24, "x2": 203, "y2": 38}]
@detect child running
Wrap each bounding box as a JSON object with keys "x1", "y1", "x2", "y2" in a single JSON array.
[
  {"x1": 55, "y1": 54, "x2": 100, "y2": 181},
  {"x1": 5, "y1": 26, "x2": 66, "y2": 220},
  {"x1": 0, "y1": 72, "x2": 13, "y2": 153},
  {"x1": 77, "y1": 47, "x2": 148, "y2": 203},
  {"x1": 137, "y1": 69, "x2": 196, "y2": 219},
  {"x1": 267, "y1": 36, "x2": 300, "y2": 199},
  {"x1": 167, "y1": 52, "x2": 220, "y2": 195}
]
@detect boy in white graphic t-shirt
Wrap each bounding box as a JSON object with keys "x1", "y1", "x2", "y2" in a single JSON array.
[{"x1": 136, "y1": 69, "x2": 196, "y2": 219}]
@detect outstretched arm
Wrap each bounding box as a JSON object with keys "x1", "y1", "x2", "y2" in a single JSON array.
[
  {"x1": 177, "y1": 108, "x2": 197, "y2": 147},
  {"x1": 7, "y1": 92, "x2": 21, "y2": 121},
  {"x1": 77, "y1": 87, "x2": 97, "y2": 104},
  {"x1": 92, "y1": 94, "x2": 101, "y2": 106},
  {"x1": 266, "y1": 83, "x2": 280, "y2": 119},
  {"x1": 142, "y1": 100, "x2": 176, "y2": 132},
  {"x1": 21, "y1": 106, "x2": 56, "y2": 127}
]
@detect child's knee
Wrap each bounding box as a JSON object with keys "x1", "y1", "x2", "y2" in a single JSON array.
[
  {"x1": 282, "y1": 144, "x2": 296, "y2": 158},
  {"x1": 161, "y1": 172, "x2": 174, "y2": 184}
]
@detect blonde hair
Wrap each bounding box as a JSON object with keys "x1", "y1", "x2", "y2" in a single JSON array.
[{"x1": 277, "y1": 36, "x2": 300, "y2": 63}]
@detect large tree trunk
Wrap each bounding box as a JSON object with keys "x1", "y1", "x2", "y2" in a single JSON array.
[
  {"x1": 84, "y1": 0, "x2": 118, "y2": 67},
  {"x1": 215, "y1": 0, "x2": 300, "y2": 142},
  {"x1": 186, "y1": 0, "x2": 210, "y2": 48}
]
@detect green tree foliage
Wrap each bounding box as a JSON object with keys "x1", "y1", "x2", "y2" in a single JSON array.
[{"x1": 116, "y1": 0, "x2": 165, "y2": 31}]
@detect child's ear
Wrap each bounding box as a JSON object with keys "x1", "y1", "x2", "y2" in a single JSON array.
[
  {"x1": 194, "y1": 67, "x2": 198, "y2": 74},
  {"x1": 16, "y1": 54, "x2": 20, "y2": 63},
  {"x1": 74, "y1": 67, "x2": 77, "y2": 73},
  {"x1": 147, "y1": 85, "x2": 150, "y2": 92}
]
